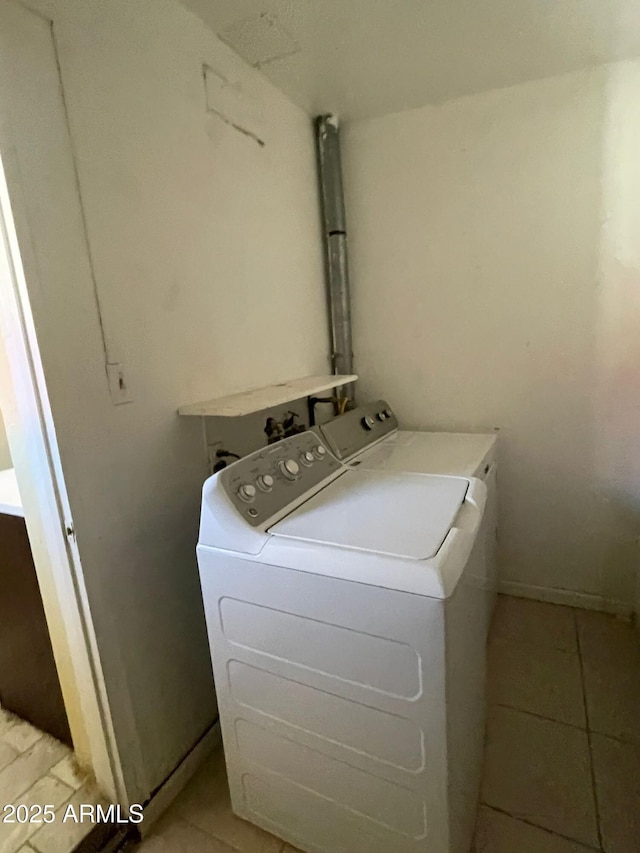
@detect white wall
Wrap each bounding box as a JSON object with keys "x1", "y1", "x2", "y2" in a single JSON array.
[
  {"x1": 10, "y1": 0, "x2": 327, "y2": 799},
  {"x1": 343, "y1": 63, "x2": 640, "y2": 611}
]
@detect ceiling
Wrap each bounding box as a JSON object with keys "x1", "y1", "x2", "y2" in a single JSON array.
[{"x1": 181, "y1": 0, "x2": 640, "y2": 121}]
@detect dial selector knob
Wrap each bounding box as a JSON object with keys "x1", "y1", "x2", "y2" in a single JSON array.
[
  {"x1": 237, "y1": 483, "x2": 257, "y2": 502},
  {"x1": 257, "y1": 474, "x2": 274, "y2": 491},
  {"x1": 377, "y1": 411, "x2": 386, "y2": 421},
  {"x1": 279, "y1": 458, "x2": 300, "y2": 480},
  {"x1": 362, "y1": 416, "x2": 375, "y2": 430},
  {"x1": 384, "y1": 408, "x2": 393, "y2": 419},
  {"x1": 301, "y1": 451, "x2": 315, "y2": 466},
  {"x1": 313, "y1": 445, "x2": 327, "y2": 458}
]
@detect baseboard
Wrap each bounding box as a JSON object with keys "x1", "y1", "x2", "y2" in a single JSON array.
[
  {"x1": 140, "y1": 720, "x2": 222, "y2": 836},
  {"x1": 498, "y1": 580, "x2": 634, "y2": 617}
]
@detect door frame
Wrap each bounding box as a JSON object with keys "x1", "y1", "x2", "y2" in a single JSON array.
[{"x1": 0, "y1": 17, "x2": 124, "y2": 804}]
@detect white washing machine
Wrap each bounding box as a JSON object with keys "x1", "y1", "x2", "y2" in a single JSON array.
[
  {"x1": 197, "y1": 430, "x2": 489, "y2": 853},
  {"x1": 318, "y1": 400, "x2": 498, "y2": 631}
]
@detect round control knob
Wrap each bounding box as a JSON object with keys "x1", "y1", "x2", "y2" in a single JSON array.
[
  {"x1": 384, "y1": 408, "x2": 393, "y2": 419},
  {"x1": 279, "y1": 458, "x2": 300, "y2": 480},
  {"x1": 313, "y1": 445, "x2": 327, "y2": 458},
  {"x1": 257, "y1": 474, "x2": 274, "y2": 491},
  {"x1": 301, "y1": 451, "x2": 315, "y2": 466},
  {"x1": 377, "y1": 411, "x2": 386, "y2": 421},
  {"x1": 362, "y1": 416, "x2": 375, "y2": 430},
  {"x1": 237, "y1": 483, "x2": 257, "y2": 502}
]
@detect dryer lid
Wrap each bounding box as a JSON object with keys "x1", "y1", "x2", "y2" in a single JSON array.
[{"x1": 269, "y1": 469, "x2": 468, "y2": 560}]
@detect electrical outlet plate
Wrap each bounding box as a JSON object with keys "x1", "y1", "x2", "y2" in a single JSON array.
[{"x1": 107, "y1": 362, "x2": 133, "y2": 405}]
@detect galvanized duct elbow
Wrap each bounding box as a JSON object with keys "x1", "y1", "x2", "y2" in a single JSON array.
[{"x1": 315, "y1": 114, "x2": 356, "y2": 409}]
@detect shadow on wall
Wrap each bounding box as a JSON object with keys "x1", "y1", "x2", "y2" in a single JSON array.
[
  {"x1": 0, "y1": 409, "x2": 11, "y2": 471},
  {"x1": 594, "y1": 64, "x2": 640, "y2": 611},
  {"x1": 342, "y1": 60, "x2": 640, "y2": 610},
  {"x1": 0, "y1": 331, "x2": 12, "y2": 470}
]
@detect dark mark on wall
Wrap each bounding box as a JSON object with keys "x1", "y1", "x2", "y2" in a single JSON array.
[
  {"x1": 254, "y1": 46, "x2": 301, "y2": 69},
  {"x1": 207, "y1": 105, "x2": 266, "y2": 147},
  {"x1": 202, "y1": 63, "x2": 266, "y2": 148}
]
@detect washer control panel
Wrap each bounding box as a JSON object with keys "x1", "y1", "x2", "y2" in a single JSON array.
[
  {"x1": 319, "y1": 399, "x2": 398, "y2": 460},
  {"x1": 219, "y1": 432, "x2": 341, "y2": 527}
]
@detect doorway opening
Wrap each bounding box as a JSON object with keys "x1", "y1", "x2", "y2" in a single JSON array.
[{"x1": 0, "y1": 397, "x2": 71, "y2": 746}]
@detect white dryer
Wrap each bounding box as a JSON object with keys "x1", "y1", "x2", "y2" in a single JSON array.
[
  {"x1": 318, "y1": 400, "x2": 498, "y2": 630},
  {"x1": 197, "y1": 430, "x2": 489, "y2": 853}
]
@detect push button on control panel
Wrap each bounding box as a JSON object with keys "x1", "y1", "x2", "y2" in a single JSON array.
[
  {"x1": 237, "y1": 484, "x2": 257, "y2": 502},
  {"x1": 279, "y1": 459, "x2": 300, "y2": 480},
  {"x1": 257, "y1": 474, "x2": 274, "y2": 491}
]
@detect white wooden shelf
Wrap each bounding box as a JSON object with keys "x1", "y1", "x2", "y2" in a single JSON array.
[{"x1": 178, "y1": 374, "x2": 358, "y2": 418}]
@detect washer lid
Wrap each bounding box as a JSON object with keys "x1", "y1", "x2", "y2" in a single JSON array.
[
  {"x1": 354, "y1": 431, "x2": 496, "y2": 478},
  {"x1": 269, "y1": 469, "x2": 468, "y2": 560}
]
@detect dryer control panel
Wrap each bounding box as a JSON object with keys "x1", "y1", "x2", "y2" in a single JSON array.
[
  {"x1": 219, "y1": 432, "x2": 341, "y2": 527},
  {"x1": 319, "y1": 399, "x2": 398, "y2": 461}
]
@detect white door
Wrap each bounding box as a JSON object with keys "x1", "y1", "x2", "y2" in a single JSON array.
[{"x1": 0, "y1": 0, "x2": 127, "y2": 801}]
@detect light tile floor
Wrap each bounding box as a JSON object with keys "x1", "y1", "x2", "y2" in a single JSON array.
[
  {"x1": 0, "y1": 706, "x2": 106, "y2": 853},
  {"x1": 136, "y1": 595, "x2": 640, "y2": 853},
  {"x1": 477, "y1": 595, "x2": 640, "y2": 853}
]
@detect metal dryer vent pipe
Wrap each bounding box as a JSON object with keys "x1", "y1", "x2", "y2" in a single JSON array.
[{"x1": 315, "y1": 114, "x2": 356, "y2": 407}]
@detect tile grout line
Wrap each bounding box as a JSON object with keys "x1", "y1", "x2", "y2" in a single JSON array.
[
  {"x1": 2, "y1": 733, "x2": 46, "y2": 760},
  {"x1": 1, "y1": 757, "x2": 62, "y2": 803},
  {"x1": 178, "y1": 805, "x2": 291, "y2": 852},
  {"x1": 480, "y1": 803, "x2": 603, "y2": 852},
  {"x1": 175, "y1": 812, "x2": 258, "y2": 853},
  {"x1": 490, "y1": 701, "x2": 587, "y2": 733},
  {"x1": 0, "y1": 712, "x2": 27, "y2": 774},
  {"x1": 0, "y1": 743, "x2": 27, "y2": 777},
  {"x1": 489, "y1": 699, "x2": 640, "y2": 749},
  {"x1": 574, "y1": 608, "x2": 604, "y2": 852},
  {"x1": 489, "y1": 700, "x2": 640, "y2": 749},
  {"x1": 6, "y1": 773, "x2": 76, "y2": 853}
]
